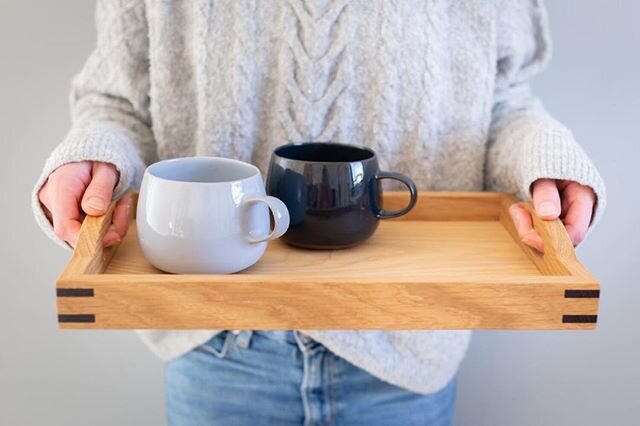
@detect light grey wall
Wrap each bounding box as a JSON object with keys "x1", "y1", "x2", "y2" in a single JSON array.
[
  {"x1": 0, "y1": 1, "x2": 637, "y2": 426},
  {"x1": 0, "y1": 2, "x2": 164, "y2": 426},
  {"x1": 456, "y1": 2, "x2": 640, "y2": 425}
]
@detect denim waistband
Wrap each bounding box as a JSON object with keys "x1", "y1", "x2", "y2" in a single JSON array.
[
  {"x1": 254, "y1": 330, "x2": 297, "y2": 344},
  {"x1": 230, "y1": 330, "x2": 314, "y2": 348}
]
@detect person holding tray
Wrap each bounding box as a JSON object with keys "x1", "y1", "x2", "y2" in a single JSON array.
[{"x1": 33, "y1": 1, "x2": 606, "y2": 425}]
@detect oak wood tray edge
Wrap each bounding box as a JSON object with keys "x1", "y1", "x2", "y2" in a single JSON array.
[{"x1": 56, "y1": 192, "x2": 600, "y2": 330}]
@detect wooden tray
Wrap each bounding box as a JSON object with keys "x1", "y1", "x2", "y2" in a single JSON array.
[{"x1": 56, "y1": 192, "x2": 599, "y2": 330}]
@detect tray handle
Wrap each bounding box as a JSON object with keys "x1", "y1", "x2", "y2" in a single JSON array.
[
  {"x1": 61, "y1": 194, "x2": 131, "y2": 277},
  {"x1": 524, "y1": 203, "x2": 575, "y2": 266},
  {"x1": 502, "y1": 197, "x2": 592, "y2": 278}
]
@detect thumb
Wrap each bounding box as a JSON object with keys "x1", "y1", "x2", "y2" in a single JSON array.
[
  {"x1": 81, "y1": 162, "x2": 119, "y2": 216},
  {"x1": 532, "y1": 178, "x2": 561, "y2": 220}
]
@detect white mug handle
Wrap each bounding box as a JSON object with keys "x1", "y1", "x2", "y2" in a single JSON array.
[{"x1": 243, "y1": 195, "x2": 290, "y2": 243}]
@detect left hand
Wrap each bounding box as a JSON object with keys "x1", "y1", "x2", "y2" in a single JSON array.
[{"x1": 509, "y1": 179, "x2": 596, "y2": 253}]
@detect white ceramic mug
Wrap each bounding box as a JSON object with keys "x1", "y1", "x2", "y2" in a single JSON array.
[{"x1": 137, "y1": 157, "x2": 290, "y2": 274}]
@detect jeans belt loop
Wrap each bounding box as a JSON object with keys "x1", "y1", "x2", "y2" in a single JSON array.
[{"x1": 234, "y1": 330, "x2": 253, "y2": 349}]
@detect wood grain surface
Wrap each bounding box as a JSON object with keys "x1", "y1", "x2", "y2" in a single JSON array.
[
  {"x1": 105, "y1": 220, "x2": 541, "y2": 278},
  {"x1": 56, "y1": 192, "x2": 600, "y2": 330}
]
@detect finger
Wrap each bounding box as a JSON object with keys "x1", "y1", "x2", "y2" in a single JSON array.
[
  {"x1": 509, "y1": 204, "x2": 533, "y2": 237},
  {"x1": 42, "y1": 202, "x2": 53, "y2": 222},
  {"x1": 509, "y1": 204, "x2": 544, "y2": 253},
  {"x1": 532, "y1": 179, "x2": 561, "y2": 220},
  {"x1": 50, "y1": 188, "x2": 84, "y2": 247},
  {"x1": 521, "y1": 231, "x2": 545, "y2": 253},
  {"x1": 103, "y1": 196, "x2": 132, "y2": 247},
  {"x1": 38, "y1": 162, "x2": 90, "y2": 217},
  {"x1": 562, "y1": 185, "x2": 595, "y2": 246},
  {"x1": 56, "y1": 219, "x2": 83, "y2": 248},
  {"x1": 103, "y1": 196, "x2": 131, "y2": 247},
  {"x1": 38, "y1": 180, "x2": 53, "y2": 214},
  {"x1": 81, "y1": 163, "x2": 119, "y2": 216},
  {"x1": 102, "y1": 226, "x2": 119, "y2": 248}
]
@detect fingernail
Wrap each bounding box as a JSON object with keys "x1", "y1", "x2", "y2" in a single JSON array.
[
  {"x1": 86, "y1": 197, "x2": 105, "y2": 211},
  {"x1": 538, "y1": 201, "x2": 558, "y2": 216}
]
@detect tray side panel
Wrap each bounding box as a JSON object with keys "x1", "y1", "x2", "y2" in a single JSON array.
[
  {"x1": 384, "y1": 192, "x2": 503, "y2": 221},
  {"x1": 56, "y1": 278, "x2": 599, "y2": 330}
]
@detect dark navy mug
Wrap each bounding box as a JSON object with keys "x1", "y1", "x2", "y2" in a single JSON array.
[{"x1": 266, "y1": 142, "x2": 418, "y2": 249}]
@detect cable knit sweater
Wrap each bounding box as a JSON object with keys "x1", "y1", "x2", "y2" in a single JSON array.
[{"x1": 33, "y1": 0, "x2": 606, "y2": 394}]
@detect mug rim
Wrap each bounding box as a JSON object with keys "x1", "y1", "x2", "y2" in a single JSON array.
[
  {"x1": 272, "y1": 142, "x2": 376, "y2": 164},
  {"x1": 145, "y1": 156, "x2": 261, "y2": 185}
]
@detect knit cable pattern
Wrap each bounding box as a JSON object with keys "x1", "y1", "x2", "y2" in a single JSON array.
[{"x1": 278, "y1": 0, "x2": 356, "y2": 141}]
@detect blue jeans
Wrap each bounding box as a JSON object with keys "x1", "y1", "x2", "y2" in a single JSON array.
[{"x1": 165, "y1": 331, "x2": 456, "y2": 426}]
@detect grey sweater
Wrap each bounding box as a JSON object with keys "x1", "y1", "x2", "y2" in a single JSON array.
[{"x1": 33, "y1": 0, "x2": 605, "y2": 394}]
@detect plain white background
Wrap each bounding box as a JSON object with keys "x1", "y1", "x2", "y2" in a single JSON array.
[{"x1": 1, "y1": 1, "x2": 638, "y2": 425}]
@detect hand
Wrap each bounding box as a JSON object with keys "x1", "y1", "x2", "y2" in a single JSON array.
[
  {"x1": 509, "y1": 179, "x2": 596, "y2": 253},
  {"x1": 38, "y1": 161, "x2": 131, "y2": 248}
]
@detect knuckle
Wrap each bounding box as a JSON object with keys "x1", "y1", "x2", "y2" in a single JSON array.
[
  {"x1": 566, "y1": 181, "x2": 585, "y2": 191},
  {"x1": 38, "y1": 186, "x2": 50, "y2": 205},
  {"x1": 49, "y1": 165, "x2": 72, "y2": 182},
  {"x1": 66, "y1": 179, "x2": 87, "y2": 195},
  {"x1": 50, "y1": 173, "x2": 85, "y2": 195},
  {"x1": 47, "y1": 174, "x2": 61, "y2": 188}
]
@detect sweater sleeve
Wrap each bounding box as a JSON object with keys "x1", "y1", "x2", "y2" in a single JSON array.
[
  {"x1": 485, "y1": 0, "x2": 606, "y2": 226},
  {"x1": 32, "y1": 0, "x2": 156, "y2": 249}
]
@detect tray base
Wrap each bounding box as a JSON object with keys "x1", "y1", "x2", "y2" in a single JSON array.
[{"x1": 106, "y1": 220, "x2": 542, "y2": 278}]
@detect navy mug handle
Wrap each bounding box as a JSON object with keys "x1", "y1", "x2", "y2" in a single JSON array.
[{"x1": 374, "y1": 171, "x2": 418, "y2": 219}]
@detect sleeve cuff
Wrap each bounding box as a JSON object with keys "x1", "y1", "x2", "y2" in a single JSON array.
[
  {"x1": 516, "y1": 127, "x2": 607, "y2": 228},
  {"x1": 32, "y1": 121, "x2": 146, "y2": 249}
]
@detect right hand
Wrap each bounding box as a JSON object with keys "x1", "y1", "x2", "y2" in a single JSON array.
[{"x1": 38, "y1": 161, "x2": 131, "y2": 248}]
